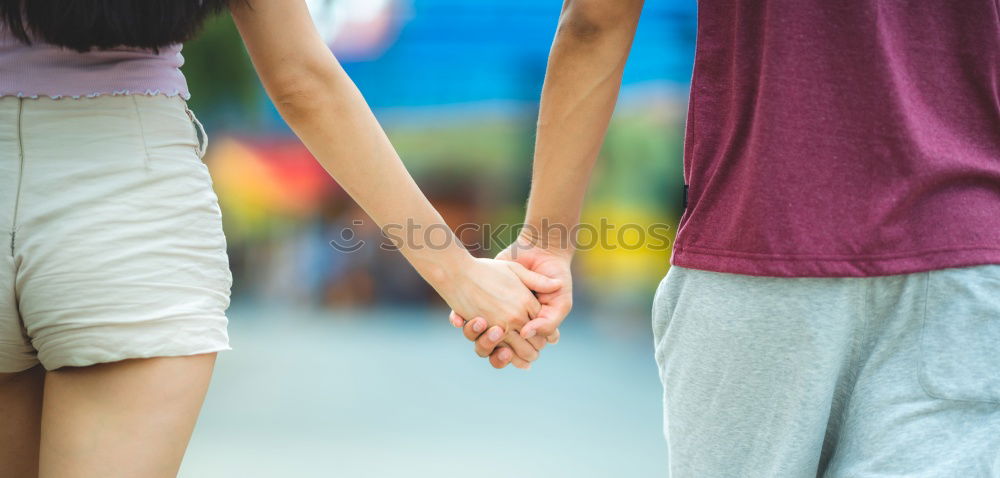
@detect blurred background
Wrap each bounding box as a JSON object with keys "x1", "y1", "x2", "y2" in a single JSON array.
[{"x1": 178, "y1": 1, "x2": 696, "y2": 476}]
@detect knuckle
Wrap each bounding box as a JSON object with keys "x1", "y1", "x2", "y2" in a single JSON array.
[
  {"x1": 476, "y1": 335, "x2": 492, "y2": 348},
  {"x1": 479, "y1": 336, "x2": 497, "y2": 349}
]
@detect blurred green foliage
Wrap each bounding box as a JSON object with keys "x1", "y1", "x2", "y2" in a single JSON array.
[{"x1": 183, "y1": 13, "x2": 260, "y2": 123}]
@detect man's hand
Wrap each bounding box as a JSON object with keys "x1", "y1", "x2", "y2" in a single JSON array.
[{"x1": 450, "y1": 236, "x2": 574, "y2": 369}]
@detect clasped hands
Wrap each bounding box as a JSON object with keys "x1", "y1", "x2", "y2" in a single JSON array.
[{"x1": 444, "y1": 237, "x2": 573, "y2": 370}]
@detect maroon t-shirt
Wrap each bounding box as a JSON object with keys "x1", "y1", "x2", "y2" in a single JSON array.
[{"x1": 672, "y1": 0, "x2": 1000, "y2": 277}]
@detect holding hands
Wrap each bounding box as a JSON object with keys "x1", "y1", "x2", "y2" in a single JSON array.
[
  {"x1": 235, "y1": 0, "x2": 630, "y2": 373},
  {"x1": 438, "y1": 256, "x2": 559, "y2": 341},
  {"x1": 436, "y1": 0, "x2": 646, "y2": 370},
  {"x1": 448, "y1": 235, "x2": 575, "y2": 370}
]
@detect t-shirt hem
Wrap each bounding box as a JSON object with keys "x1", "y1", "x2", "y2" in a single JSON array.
[{"x1": 671, "y1": 246, "x2": 1000, "y2": 278}]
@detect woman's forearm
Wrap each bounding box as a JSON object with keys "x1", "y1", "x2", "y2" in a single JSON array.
[
  {"x1": 231, "y1": 1, "x2": 472, "y2": 290},
  {"x1": 271, "y1": 60, "x2": 473, "y2": 287}
]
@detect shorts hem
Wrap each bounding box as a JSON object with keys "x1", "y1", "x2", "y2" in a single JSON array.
[
  {"x1": 0, "y1": 357, "x2": 42, "y2": 374},
  {"x1": 33, "y1": 314, "x2": 231, "y2": 371},
  {"x1": 41, "y1": 343, "x2": 232, "y2": 371}
]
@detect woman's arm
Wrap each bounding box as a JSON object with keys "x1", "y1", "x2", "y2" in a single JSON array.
[{"x1": 229, "y1": 0, "x2": 559, "y2": 338}]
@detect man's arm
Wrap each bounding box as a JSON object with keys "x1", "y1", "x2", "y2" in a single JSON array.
[
  {"x1": 453, "y1": 0, "x2": 645, "y2": 364},
  {"x1": 524, "y1": 0, "x2": 645, "y2": 251},
  {"x1": 518, "y1": 0, "x2": 644, "y2": 339}
]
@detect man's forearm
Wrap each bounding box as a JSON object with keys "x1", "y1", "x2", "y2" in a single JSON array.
[{"x1": 523, "y1": 0, "x2": 645, "y2": 252}]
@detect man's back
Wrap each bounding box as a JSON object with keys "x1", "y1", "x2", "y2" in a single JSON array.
[{"x1": 675, "y1": 0, "x2": 1000, "y2": 277}]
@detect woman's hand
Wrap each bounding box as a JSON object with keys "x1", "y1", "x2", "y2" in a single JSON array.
[
  {"x1": 450, "y1": 235, "x2": 575, "y2": 369},
  {"x1": 435, "y1": 258, "x2": 561, "y2": 337},
  {"x1": 449, "y1": 316, "x2": 552, "y2": 369}
]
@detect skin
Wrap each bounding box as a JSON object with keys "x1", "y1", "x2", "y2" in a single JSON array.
[
  {"x1": 38, "y1": 354, "x2": 217, "y2": 478},
  {"x1": 452, "y1": 0, "x2": 646, "y2": 368},
  {"x1": 0, "y1": 365, "x2": 44, "y2": 477},
  {"x1": 451, "y1": 238, "x2": 572, "y2": 368}
]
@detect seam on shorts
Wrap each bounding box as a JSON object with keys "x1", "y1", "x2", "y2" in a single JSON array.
[
  {"x1": 851, "y1": 279, "x2": 871, "y2": 374},
  {"x1": 840, "y1": 279, "x2": 871, "y2": 418},
  {"x1": 917, "y1": 270, "x2": 938, "y2": 400},
  {"x1": 852, "y1": 280, "x2": 870, "y2": 384},
  {"x1": 130, "y1": 95, "x2": 152, "y2": 164},
  {"x1": 10, "y1": 98, "x2": 25, "y2": 251}
]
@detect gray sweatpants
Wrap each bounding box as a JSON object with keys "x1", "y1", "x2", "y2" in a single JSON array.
[{"x1": 652, "y1": 265, "x2": 1000, "y2": 477}]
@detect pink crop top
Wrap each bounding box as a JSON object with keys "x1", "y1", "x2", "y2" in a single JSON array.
[{"x1": 0, "y1": 26, "x2": 189, "y2": 99}]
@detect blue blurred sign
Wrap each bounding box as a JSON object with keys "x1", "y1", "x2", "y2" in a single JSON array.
[{"x1": 331, "y1": 0, "x2": 697, "y2": 109}]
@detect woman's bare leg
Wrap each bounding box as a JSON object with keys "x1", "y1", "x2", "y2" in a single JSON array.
[
  {"x1": 0, "y1": 365, "x2": 45, "y2": 477},
  {"x1": 39, "y1": 353, "x2": 217, "y2": 478}
]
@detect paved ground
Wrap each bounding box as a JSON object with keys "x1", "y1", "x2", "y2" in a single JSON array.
[{"x1": 179, "y1": 305, "x2": 667, "y2": 478}]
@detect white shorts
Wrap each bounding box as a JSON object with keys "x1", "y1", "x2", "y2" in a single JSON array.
[{"x1": 0, "y1": 95, "x2": 231, "y2": 372}]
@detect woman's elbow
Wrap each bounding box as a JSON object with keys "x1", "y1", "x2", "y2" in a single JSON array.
[{"x1": 266, "y1": 65, "x2": 338, "y2": 119}]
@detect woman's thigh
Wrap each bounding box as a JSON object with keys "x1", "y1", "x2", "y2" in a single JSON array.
[
  {"x1": 0, "y1": 365, "x2": 45, "y2": 478},
  {"x1": 39, "y1": 353, "x2": 217, "y2": 478}
]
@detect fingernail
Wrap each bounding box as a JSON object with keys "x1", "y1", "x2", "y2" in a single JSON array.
[
  {"x1": 472, "y1": 319, "x2": 486, "y2": 333},
  {"x1": 523, "y1": 328, "x2": 537, "y2": 339},
  {"x1": 499, "y1": 350, "x2": 512, "y2": 362},
  {"x1": 488, "y1": 327, "x2": 503, "y2": 341}
]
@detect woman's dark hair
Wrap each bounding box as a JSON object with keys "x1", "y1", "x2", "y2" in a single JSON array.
[{"x1": 0, "y1": 0, "x2": 232, "y2": 52}]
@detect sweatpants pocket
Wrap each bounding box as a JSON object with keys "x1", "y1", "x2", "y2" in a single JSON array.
[
  {"x1": 651, "y1": 266, "x2": 685, "y2": 369},
  {"x1": 919, "y1": 265, "x2": 1000, "y2": 404}
]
